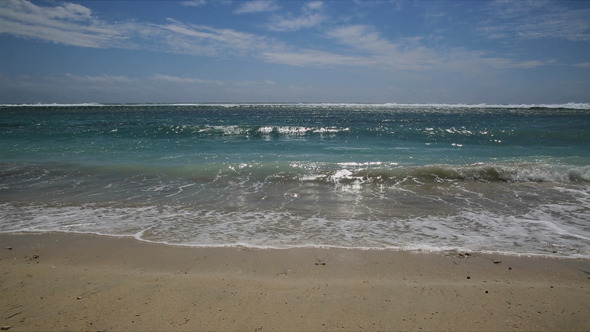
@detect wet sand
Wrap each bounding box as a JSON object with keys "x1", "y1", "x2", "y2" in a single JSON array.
[{"x1": 1, "y1": 232, "x2": 589, "y2": 331}]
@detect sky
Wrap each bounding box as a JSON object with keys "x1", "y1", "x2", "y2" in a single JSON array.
[{"x1": 1, "y1": 0, "x2": 589, "y2": 104}]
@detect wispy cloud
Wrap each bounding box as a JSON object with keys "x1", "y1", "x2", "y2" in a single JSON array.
[
  {"x1": 0, "y1": 0, "x2": 558, "y2": 78},
  {"x1": 488, "y1": 58, "x2": 557, "y2": 69},
  {"x1": 156, "y1": 18, "x2": 281, "y2": 56},
  {"x1": 262, "y1": 49, "x2": 364, "y2": 67},
  {"x1": 152, "y1": 74, "x2": 278, "y2": 88},
  {"x1": 450, "y1": 52, "x2": 556, "y2": 70},
  {"x1": 234, "y1": 0, "x2": 280, "y2": 14},
  {"x1": 268, "y1": 1, "x2": 325, "y2": 31},
  {"x1": 481, "y1": 0, "x2": 590, "y2": 42},
  {"x1": 181, "y1": 0, "x2": 207, "y2": 7},
  {"x1": 261, "y1": 27, "x2": 438, "y2": 71},
  {"x1": 65, "y1": 74, "x2": 137, "y2": 83},
  {"x1": 277, "y1": 25, "x2": 441, "y2": 70},
  {"x1": 151, "y1": 74, "x2": 223, "y2": 85},
  {"x1": 0, "y1": 0, "x2": 278, "y2": 56},
  {"x1": 0, "y1": 0, "x2": 126, "y2": 48},
  {"x1": 0, "y1": 73, "x2": 282, "y2": 103},
  {"x1": 263, "y1": 23, "x2": 555, "y2": 73}
]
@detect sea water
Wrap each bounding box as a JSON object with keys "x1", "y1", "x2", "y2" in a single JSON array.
[{"x1": 1, "y1": 103, "x2": 589, "y2": 257}]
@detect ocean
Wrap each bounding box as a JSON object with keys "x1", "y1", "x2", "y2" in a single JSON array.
[{"x1": 1, "y1": 103, "x2": 589, "y2": 257}]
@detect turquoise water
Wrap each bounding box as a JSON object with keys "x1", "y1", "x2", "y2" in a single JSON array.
[{"x1": 1, "y1": 103, "x2": 589, "y2": 256}]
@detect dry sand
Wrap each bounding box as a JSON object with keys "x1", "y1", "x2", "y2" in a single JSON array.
[{"x1": 1, "y1": 232, "x2": 589, "y2": 331}]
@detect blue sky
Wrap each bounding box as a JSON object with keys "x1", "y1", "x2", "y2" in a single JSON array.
[{"x1": 1, "y1": 0, "x2": 589, "y2": 104}]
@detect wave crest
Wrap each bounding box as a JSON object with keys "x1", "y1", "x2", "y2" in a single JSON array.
[{"x1": 304, "y1": 163, "x2": 590, "y2": 185}]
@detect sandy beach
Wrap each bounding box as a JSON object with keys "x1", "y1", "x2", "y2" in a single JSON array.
[{"x1": 0, "y1": 232, "x2": 589, "y2": 331}]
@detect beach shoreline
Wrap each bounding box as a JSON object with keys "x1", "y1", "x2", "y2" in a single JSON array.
[{"x1": 1, "y1": 232, "x2": 589, "y2": 331}]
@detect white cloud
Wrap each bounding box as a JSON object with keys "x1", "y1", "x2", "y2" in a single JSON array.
[
  {"x1": 0, "y1": 0, "x2": 560, "y2": 79},
  {"x1": 0, "y1": 0, "x2": 127, "y2": 48},
  {"x1": 502, "y1": 59, "x2": 556, "y2": 69},
  {"x1": 458, "y1": 55, "x2": 556, "y2": 70},
  {"x1": 268, "y1": 1, "x2": 325, "y2": 31},
  {"x1": 65, "y1": 74, "x2": 137, "y2": 83},
  {"x1": 151, "y1": 74, "x2": 223, "y2": 85},
  {"x1": 0, "y1": 73, "x2": 284, "y2": 103},
  {"x1": 574, "y1": 62, "x2": 590, "y2": 68},
  {"x1": 234, "y1": 1, "x2": 280, "y2": 14},
  {"x1": 263, "y1": 23, "x2": 555, "y2": 75},
  {"x1": 234, "y1": 79, "x2": 276, "y2": 87},
  {"x1": 305, "y1": 1, "x2": 323, "y2": 11},
  {"x1": 156, "y1": 18, "x2": 281, "y2": 56},
  {"x1": 482, "y1": 0, "x2": 590, "y2": 42},
  {"x1": 0, "y1": 0, "x2": 279, "y2": 56},
  {"x1": 261, "y1": 49, "x2": 365, "y2": 67},
  {"x1": 323, "y1": 25, "x2": 440, "y2": 70},
  {"x1": 151, "y1": 74, "x2": 279, "y2": 88},
  {"x1": 269, "y1": 13, "x2": 324, "y2": 31},
  {"x1": 326, "y1": 25, "x2": 393, "y2": 53},
  {"x1": 181, "y1": 0, "x2": 207, "y2": 7},
  {"x1": 0, "y1": 0, "x2": 288, "y2": 59}
]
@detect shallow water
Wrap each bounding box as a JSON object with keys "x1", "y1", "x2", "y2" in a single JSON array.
[{"x1": 1, "y1": 103, "x2": 589, "y2": 257}]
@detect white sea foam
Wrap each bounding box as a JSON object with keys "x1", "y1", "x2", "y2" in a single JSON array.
[
  {"x1": 330, "y1": 169, "x2": 354, "y2": 183},
  {"x1": 0, "y1": 102, "x2": 104, "y2": 107},
  {"x1": 258, "y1": 126, "x2": 273, "y2": 134},
  {"x1": 3, "y1": 102, "x2": 589, "y2": 109},
  {"x1": 276, "y1": 126, "x2": 310, "y2": 135},
  {"x1": 338, "y1": 162, "x2": 384, "y2": 167},
  {"x1": 1, "y1": 196, "x2": 588, "y2": 258},
  {"x1": 496, "y1": 164, "x2": 590, "y2": 182}
]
